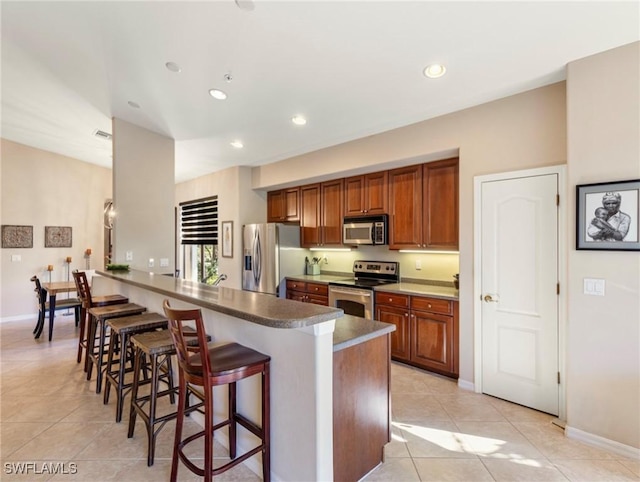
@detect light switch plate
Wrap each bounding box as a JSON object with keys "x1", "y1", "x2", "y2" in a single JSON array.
[
  {"x1": 584, "y1": 278, "x2": 605, "y2": 296},
  {"x1": 415, "y1": 260, "x2": 422, "y2": 270},
  {"x1": 125, "y1": 251, "x2": 133, "y2": 261},
  {"x1": 148, "y1": 258, "x2": 154, "y2": 268},
  {"x1": 160, "y1": 258, "x2": 169, "y2": 267},
  {"x1": 11, "y1": 254, "x2": 21, "y2": 262}
]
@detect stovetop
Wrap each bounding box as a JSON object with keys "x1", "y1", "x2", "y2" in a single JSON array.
[{"x1": 329, "y1": 260, "x2": 399, "y2": 289}]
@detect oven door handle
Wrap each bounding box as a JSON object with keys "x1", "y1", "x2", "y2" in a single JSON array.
[{"x1": 329, "y1": 287, "x2": 372, "y2": 297}]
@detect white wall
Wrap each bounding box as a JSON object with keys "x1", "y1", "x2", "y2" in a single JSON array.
[
  {"x1": 0, "y1": 140, "x2": 111, "y2": 319},
  {"x1": 566, "y1": 42, "x2": 640, "y2": 449},
  {"x1": 252, "y1": 82, "x2": 568, "y2": 384},
  {"x1": 112, "y1": 118, "x2": 175, "y2": 272}
]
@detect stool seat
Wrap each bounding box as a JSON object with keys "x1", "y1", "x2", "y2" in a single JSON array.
[
  {"x1": 103, "y1": 312, "x2": 169, "y2": 422},
  {"x1": 128, "y1": 327, "x2": 210, "y2": 466},
  {"x1": 86, "y1": 302, "x2": 147, "y2": 393}
]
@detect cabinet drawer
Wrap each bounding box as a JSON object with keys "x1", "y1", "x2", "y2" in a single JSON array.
[
  {"x1": 375, "y1": 292, "x2": 409, "y2": 308},
  {"x1": 286, "y1": 280, "x2": 306, "y2": 291},
  {"x1": 306, "y1": 282, "x2": 328, "y2": 296},
  {"x1": 411, "y1": 296, "x2": 452, "y2": 315},
  {"x1": 306, "y1": 294, "x2": 328, "y2": 306}
]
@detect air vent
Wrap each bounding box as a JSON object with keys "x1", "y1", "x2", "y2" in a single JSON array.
[{"x1": 93, "y1": 129, "x2": 112, "y2": 141}]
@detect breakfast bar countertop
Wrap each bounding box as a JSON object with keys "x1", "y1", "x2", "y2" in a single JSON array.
[
  {"x1": 97, "y1": 269, "x2": 343, "y2": 329},
  {"x1": 333, "y1": 314, "x2": 395, "y2": 352}
]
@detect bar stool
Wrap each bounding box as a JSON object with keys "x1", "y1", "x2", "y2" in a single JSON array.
[
  {"x1": 162, "y1": 300, "x2": 271, "y2": 482},
  {"x1": 72, "y1": 270, "x2": 129, "y2": 370},
  {"x1": 127, "y1": 327, "x2": 210, "y2": 466},
  {"x1": 86, "y1": 303, "x2": 147, "y2": 393},
  {"x1": 103, "y1": 312, "x2": 169, "y2": 422}
]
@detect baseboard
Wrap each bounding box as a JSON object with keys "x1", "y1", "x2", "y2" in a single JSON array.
[
  {"x1": 565, "y1": 425, "x2": 640, "y2": 460},
  {"x1": 0, "y1": 313, "x2": 36, "y2": 323},
  {"x1": 457, "y1": 378, "x2": 475, "y2": 391}
]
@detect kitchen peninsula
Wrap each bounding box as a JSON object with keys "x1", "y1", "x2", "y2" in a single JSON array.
[{"x1": 93, "y1": 269, "x2": 394, "y2": 481}]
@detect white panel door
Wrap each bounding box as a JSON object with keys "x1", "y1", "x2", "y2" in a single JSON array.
[{"x1": 481, "y1": 174, "x2": 559, "y2": 415}]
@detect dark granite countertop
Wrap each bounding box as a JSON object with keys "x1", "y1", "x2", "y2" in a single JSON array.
[
  {"x1": 97, "y1": 269, "x2": 343, "y2": 329},
  {"x1": 333, "y1": 314, "x2": 395, "y2": 352}
]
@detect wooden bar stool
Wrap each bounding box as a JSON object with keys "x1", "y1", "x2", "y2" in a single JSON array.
[
  {"x1": 162, "y1": 300, "x2": 271, "y2": 482},
  {"x1": 103, "y1": 312, "x2": 168, "y2": 422},
  {"x1": 86, "y1": 303, "x2": 147, "y2": 394},
  {"x1": 72, "y1": 270, "x2": 129, "y2": 370},
  {"x1": 127, "y1": 327, "x2": 210, "y2": 466}
]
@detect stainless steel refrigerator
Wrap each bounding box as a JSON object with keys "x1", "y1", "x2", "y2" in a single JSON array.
[{"x1": 242, "y1": 223, "x2": 306, "y2": 296}]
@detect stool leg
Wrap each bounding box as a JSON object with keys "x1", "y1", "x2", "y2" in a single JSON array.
[
  {"x1": 147, "y1": 353, "x2": 159, "y2": 466},
  {"x1": 103, "y1": 330, "x2": 119, "y2": 405},
  {"x1": 114, "y1": 333, "x2": 130, "y2": 422},
  {"x1": 229, "y1": 382, "x2": 237, "y2": 460},
  {"x1": 170, "y1": 373, "x2": 187, "y2": 482},
  {"x1": 263, "y1": 362, "x2": 271, "y2": 482},
  {"x1": 86, "y1": 316, "x2": 97, "y2": 380},
  {"x1": 204, "y1": 381, "x2": 213, "y2": 482},
  {"x1": 128, "y1": 347, "x2": 142, "y2": 439},
  {"x1": 95, "y1": 320, "x2": 108, "y2": 393}
]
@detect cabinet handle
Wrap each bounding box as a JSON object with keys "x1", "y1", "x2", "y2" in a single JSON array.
[
  {"x1": 404, "y1": 313, "x2": 409, "y2": 317},
  {"x1": 428, "y1": 303, "x2": 432, "y2": 308},
  {"x1": 388, "y1": 298, "x2": 393, "y2": 302}
]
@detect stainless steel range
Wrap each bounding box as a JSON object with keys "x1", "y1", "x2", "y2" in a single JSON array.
[{"x1": 328, "y1": 260, "x2": 399, "y2": 319}]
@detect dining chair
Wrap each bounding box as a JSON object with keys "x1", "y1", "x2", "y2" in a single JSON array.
[{"x1": 30, "y1": 275, "x2": 81, "y2": 340}]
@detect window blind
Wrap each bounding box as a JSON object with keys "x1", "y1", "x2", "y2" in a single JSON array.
[{"x1": 179, "y1": 196, "x2": 218, "y2": 245}]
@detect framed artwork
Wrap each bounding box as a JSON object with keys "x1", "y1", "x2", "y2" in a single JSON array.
[
  {"x1": 576, "y1": 179, "x2": 640, "y2": 251},
  {"x1": 221, "y1": 220, "x2": 233, "y2": 258},
  {"x1": 1, "y1": 225, "x2": 33, "y2": 248},
  {"x1": 45, "y1": 226, "x2": 72, "y2": 248}
]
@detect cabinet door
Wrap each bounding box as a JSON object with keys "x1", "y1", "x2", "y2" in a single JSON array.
[
  {"x1": 375, "y1": 305, "x2": 410, "y2": 361},
  {"x1": 388, "y1": 165, "x2": 423, "y2": 249},
  {"x1": 283, "y1": 188, "x2": 300, "y2": 222},
  {"x1": 423, "y1": 158, "x2": 458, "y2": 249},
  {"x1": 306, "y1": 294, "x2": 328, "y2": 306},
  {"x1": 300, "y1": 184, "x2": 321, "y2": 247},
  {"x1": 267, "y1": 190, "x2": 285, "y2": 222},
  {"x1": 286, "y1": 290, "x2": 307, "y2": 303},
  {"x1": 411, "y1": 310, "x2": 454, "y2": 374},
  {"x1": 321, "y1": 179, "x2": 344, "y2": 246},
  {"x1": 344, "y1": 175, "x2": 365, "y2": 216},
  {"x1": 363, "y1": 171, "x2": 388, "y2": 214}
]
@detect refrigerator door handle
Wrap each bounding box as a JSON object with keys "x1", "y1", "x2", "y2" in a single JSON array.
[{"x1": 253, "y1": 229, "x2": 262, "y2": 286}]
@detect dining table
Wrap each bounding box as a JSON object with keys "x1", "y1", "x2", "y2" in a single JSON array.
[{"x1": 38, "y1": 281, "x2": 79, "y2": 341}]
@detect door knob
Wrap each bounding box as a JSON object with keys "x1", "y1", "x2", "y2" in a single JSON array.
[{"x1": 484, "y1": 294, "x2": 498, "y2": 303}]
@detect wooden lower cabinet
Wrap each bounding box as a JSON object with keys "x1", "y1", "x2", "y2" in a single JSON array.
[
  {"x1": 375, "y1": 291, "x2": 459, "y2": 378},
  {"x1": 285, "y1": 279, "x2": 328, "y2": 306},
  {"x1": 334, "y1": 334, "x2": 391, "y2": 482}
]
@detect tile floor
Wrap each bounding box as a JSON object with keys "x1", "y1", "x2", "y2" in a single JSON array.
[{"x1": 1, "y1": 318, "x2": 638, "y2": 481}]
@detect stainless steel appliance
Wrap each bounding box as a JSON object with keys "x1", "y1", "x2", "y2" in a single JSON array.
[
  {"x1": 328, "y1": 260, "x2": 399, "y2": 319},
  {"x1": 242, "y1": 223, "x2": 306, "y2": 296},
  {"x1": 343, "y1": 214, "x2": 388, "y2": 245}
]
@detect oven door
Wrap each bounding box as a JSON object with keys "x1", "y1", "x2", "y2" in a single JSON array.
[{"x1": 328, "y1": 285, "x2": 373, "y2": 319}]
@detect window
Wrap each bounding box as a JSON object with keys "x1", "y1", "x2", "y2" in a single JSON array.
[{"x1": 179, "y1": 196, "x2": 219, "y2": 285}]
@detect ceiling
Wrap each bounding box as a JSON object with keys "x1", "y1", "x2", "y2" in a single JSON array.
[{"x1": 1, "y1": 1, "x2": 638, "y2": 183}]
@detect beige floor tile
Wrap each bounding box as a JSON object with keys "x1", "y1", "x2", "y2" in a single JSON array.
[
  {"x1": 436, "y1": 394, "x2": 507, "y2": 422},
  {"x1": 552, "y1": 459, "x2": 639, "y2": 481},
  {"x1": 392, "y1": 392, "x2": 452, "y2": 422},
  {"x1": 0, "y1": 460, "x2": 55, "y2": 481},
  {"x1": 0, "y1": 422, "x2": 55, "y2": 458},
  {"x1": 414, "y1": 458, "x2": 494, "y2": 481},
  {"x1": 455, "y1": 421, "x2": 545, "y2": 459},
  {"x1": 361, "y1": 457, "x2": 420, "y2": 481},
  {"x1": 482, "y1": 458, "x2": 570, "y2": 481},
  {"x1": 618, "y1": 458, "x2": 640, "y2": 477},
  {"x1": 398, "y1": 420, "x2": 478, "y2": 459},
  {"x1": 1, "y1": 396, "x2": 89, "y2": 423},
  {"x1": 487, "y1": 396, "x2": 557, "y2": 423}
]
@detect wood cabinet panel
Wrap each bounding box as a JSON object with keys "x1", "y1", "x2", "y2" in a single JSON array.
[
  {"x1": 300, "y1": 184, "x2": 321, "y2": 247},
  {"x1": 411, "y1": 311, "x2": 453, "y2": 373},
  {"x1": 375, "y1": 291, "x2": 409, "y2": 309},
  {"x1": 375, "y1": 304, "x2": 410, "y2": 361},
  {"x1": 423, "y1": 158, "x2": 459, "y2": 249},
  {"x1": 344, "y1": 172, "x2": 388, "y2": 216},
  {"x1": 306, "y1": 282, "x2": 328, "y2": 296},
  {"x1": 267, "y1": 188, "x2": 300, "y2": 223},
  {"x1": 411, "y1": 296, "x2": 452, "y2": 315},
  {"x1": 388, "y1": 165, "x2": 423, "y2": 249},
  {"x1": 285, "y1": 279, "x2": 328, "y2": 306},
  {"x1": 321, "y1": 179, "x2": 344, "y2": 246}
]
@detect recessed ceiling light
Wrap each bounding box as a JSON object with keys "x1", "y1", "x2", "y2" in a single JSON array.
[
  {"x1": 128, "y1": 101, "x2": 141, "y2": 108},
  {"x1": 423, "y1": 64, "x2": 447, "y2": 79},
  {"x1": 209, "y1": 89, "x2": 227, "y2": 100},
  {"x1": 230, "y1": 140, "x2": 244, "y2": 149},
  {"x1": 291, "y1": 115, "x2": 307, "y2": 126},
  {"x1": 165, "y1": 61, "x2": 181, "y2": 73}
]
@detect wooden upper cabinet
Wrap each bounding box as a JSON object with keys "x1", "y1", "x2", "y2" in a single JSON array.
[
  {"x1": 321, "y1": 179, "x2": 344, "y2": 246},
  {"x1": 388, "y1": 165, "x2": 423, "y2": 249},
  {"x1": 423, "y1": 158, "x2": 459, "y2": 249},
  {"x1": 301, "y1": 180, "x2": 344, "y2": 247},
  {"x1": 344, "y1": 171, "x2": 388, "y2": 216},
  {"x1": 300, "y1": 183, "x2": 321, "y2": 247},
  {"x1": 267, "y1": 188, "x2": 300, "y2": 223}
]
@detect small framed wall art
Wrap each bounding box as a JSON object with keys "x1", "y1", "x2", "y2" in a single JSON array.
[
  {"x1": 1, "y1": 225, "x2": 33, "y2": 248},
  {"x1": 45, "y1": 226, "x2": 73, "y2": 248},
  {"x1": 221, "y1": 220, "x2": 233, "y2": 258},
  {"x1": 576, "y1": 179, "x2": 640, "y2": 251}
]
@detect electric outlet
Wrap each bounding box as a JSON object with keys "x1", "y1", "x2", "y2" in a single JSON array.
[
  {"x1": 11, "y1": 254, "x2": 21, "y2": 262},
  {"x1": 584, "y1": 278, "x2": 605, "y2": 296},
  {"x1": 160, "y1": 258, "x2": 169, "y2": 268},
  {"x1": 415, "y1": 259, "x2": 422, "y2": 270},
  {"x1": 125, "y1": 251, "x2": 133, "y2": 261},
  {"x1": 148, "y1": 258, "x2": 154, "y2": 268}
]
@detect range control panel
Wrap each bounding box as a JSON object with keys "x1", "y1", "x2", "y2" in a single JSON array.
[{"x1": 352, "y1": 260, "x2": 399, "y2": 277}]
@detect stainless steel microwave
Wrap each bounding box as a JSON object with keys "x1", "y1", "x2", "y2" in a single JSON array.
[{"x1": 343, "y1": 215, "x2": 388, "y2": 245}]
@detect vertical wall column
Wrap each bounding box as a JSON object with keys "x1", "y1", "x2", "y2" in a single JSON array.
[{"x1": 112, "y1": 118, "x2": 175, "y2": 273}]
